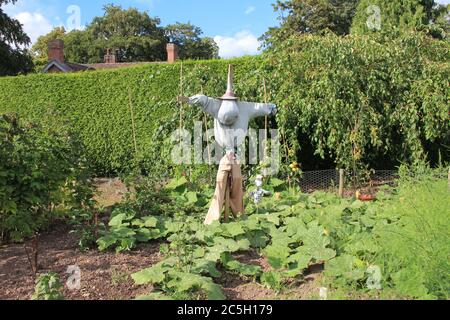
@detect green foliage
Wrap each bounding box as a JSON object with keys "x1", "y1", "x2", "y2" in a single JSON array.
[
  {"x1": 30, "y1": 26, "x2": 66, "y2": 70},
  {"x1": 119, "y1": 165, "x2": 449, "y2": 300},
  {"x1": 0, "y1": 114, "x2": 95, "y2": 243},
  {"x1": 265, "y1": 33, "x2": 450, "y2": 170},
  {"x1": 261, "y1": 0, "x2": 359, "y2": 48},
  {"x1": 371, "y1": 167, "x2": 450, "y2": 299},
  {"x1": 0, "y1": 0, "x2": 33, "y2": 76},
  {"x1": 96, "y1": 175, "x2": 212, "y2": 253},
  {"x1": 0, "y1": 57, "x2": 262, "y2": 175},
  {"x1": 89, "y1": 4, "x2": 166, "y2": 63},
  {"x1": 351, "y1": 0, "x2": 449, "y2": 38},
  {"x1": 165, "y1": 22, "x2": 219, "y2": 60},
  {"x1": 32, "y1": 272, "x2": 64, "y2": 300},
  {"x1": 1, "y1": 34, "x2": 449, "y2": 175},
  {"x1": 31, "y1": 5, "x2": 219, "y2": 67}
]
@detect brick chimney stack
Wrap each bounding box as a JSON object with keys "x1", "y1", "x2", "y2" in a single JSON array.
[
  {"x1": 166, "y1": 43, "x2": 178, "y2": 63},
  {"x1": 48, "y1": 39, "x2": 64, "y2": 63},
  {"x1": 104, "y1": 48, "x2": 117, "y2": 64}
]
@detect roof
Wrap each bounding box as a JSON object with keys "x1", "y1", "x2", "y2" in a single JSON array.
[
  {"x1": 85, "y1": 62, "x2": 154, "y2": 70},
  {"x1": 43, "y1": 60, "x2": 95, "y2": 73}
]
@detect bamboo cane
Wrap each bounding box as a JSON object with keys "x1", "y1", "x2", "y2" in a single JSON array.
[
  {"x1": 179, "y1": 63, "x2": 184, "y2": 138},
  {"x1": 201, "y1": 84, "x2": 212, "y2": 166},
  {"x1": 263, "y1": 78, "x2": 269, "y2": 156},
  {"x1": 128, "y1": 88, "x2": 138, "y2": 155}
]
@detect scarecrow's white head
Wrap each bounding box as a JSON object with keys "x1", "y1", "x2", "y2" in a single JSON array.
[
  {"x1": 218, "y1": 65, "x2": 239, "y2": 126},
  {"x1": 255, "y1": 175, "x2": 264, "y2": 188}
]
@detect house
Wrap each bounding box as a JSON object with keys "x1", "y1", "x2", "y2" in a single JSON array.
[{"x1": 43, "y1": 40, "x2": 179, "y2": 73}]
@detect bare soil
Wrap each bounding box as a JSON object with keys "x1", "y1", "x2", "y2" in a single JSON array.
[{"x1": 0, "y1": 178, "x2": 321, "y2": 300}]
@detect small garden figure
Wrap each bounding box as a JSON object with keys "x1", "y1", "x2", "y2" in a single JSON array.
[{"x1": 250, "y1": 175, "x2": 271, "y2": 207}]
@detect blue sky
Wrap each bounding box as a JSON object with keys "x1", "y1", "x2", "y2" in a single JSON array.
[{"x1": 4, "y1": 0, "x2": 450, "y2": 58}]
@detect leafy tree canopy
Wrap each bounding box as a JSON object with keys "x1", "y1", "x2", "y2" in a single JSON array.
[
  {"x1": 0, "y1": 0, "x2": 33, "y2": 76},
  {"x1": 31, "y1": 5, "x2": 219, "y2": 68},
  {"x1": 165, "y1": 22, "x2": 218, "y2": 60},
  {"x1": 351, "y1": 0, "x2": 449, "y2": 39},
  {"x1": 261, "y1": 0, "x2": 359, "y2": 47}
]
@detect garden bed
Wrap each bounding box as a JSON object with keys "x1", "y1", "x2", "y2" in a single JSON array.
[{"x1": 0, "y1": 224, "x2": 321, "y2": 300}]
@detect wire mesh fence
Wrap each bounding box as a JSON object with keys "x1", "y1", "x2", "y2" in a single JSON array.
[{"x1": 299, "y1": 169, "x2": 398, "y2": 193}]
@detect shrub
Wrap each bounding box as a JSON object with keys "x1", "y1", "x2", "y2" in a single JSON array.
[
  {"x1": 0, "y1": 114, "x2": 94, "y2": 242},
  {"x1": 265, "y1": 33, "x2": 450, "y2": 170}
]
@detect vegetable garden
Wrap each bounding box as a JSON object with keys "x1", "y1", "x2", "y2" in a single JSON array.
[{"x1": 0, "y1": 33, "x2": 449, "y2": 300}]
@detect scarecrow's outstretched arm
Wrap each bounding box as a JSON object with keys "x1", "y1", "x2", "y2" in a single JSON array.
[
  {"x1": 239, "y1": 101, "x2": 277, "y2": 119},
  {"x1": 178, "y1": 94, "x2": 221, "y2": 118}
]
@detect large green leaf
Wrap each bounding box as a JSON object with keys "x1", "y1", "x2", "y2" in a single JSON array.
[
  {"x1": 222, "y1": 222, "x2": 246, "y2": 238},
  {"x1": 165, "y1": 177, "x2": 188, "y2": 191},
  {"x1": 201, "y1": 282, "x2": 226, "y2": 300},
  {"x1": 263, "y1": 244, "x2": 291, "y2": 269},
  {"x1": 132, "y1": 265, "x2": 167, "y2": 285},
  {"x1": 96, "y1": 234, "x2": 118, "y2": 251},
  {"x1": 225, "y1": 260, "x2": 262, "y2": 277},
  {"x1": 108, "y1": 213, "x2": 130, "y2": 227},
  {"x1": 185, "y1": 191, "x2": 198, "y2": 204},
  {"x1": 325, "y1": 255, "x2": 365, "y2": 282}
]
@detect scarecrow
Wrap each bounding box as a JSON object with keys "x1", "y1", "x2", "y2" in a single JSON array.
[{"x1": 178, "y1": 65, "x2": 277, "y2": 225}]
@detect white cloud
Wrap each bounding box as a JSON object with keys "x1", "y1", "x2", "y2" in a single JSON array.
[
  {"x1": 214, "y1": 30, "x2": 260, "y2": 58},
  {"x1": 245, "y1": 6, "x2": 256, "y2": 14},
  {"x1": 13, "y1": 11, "x2": 53, "y2": 44}
]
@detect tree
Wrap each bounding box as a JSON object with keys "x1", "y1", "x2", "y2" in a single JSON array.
[
  {"x1": 89, "y1": 4, "x2": 166, "y2": 62},
  {"x1": 30, "y1": 5, "x2": 220, "y2": 67},
  {"x1": 351, "y1": 0, "x2": 449, "y2": 37},
  {"x1": 262, "y1": 0, "x2": 359, "y2": 47},
  {"x1": 63, "y1": 29, "x2": 101, "y2": 64},
  {"x1": 31, "y1": 26, "x2": 66, "y2": 70},
  {"x1": 165, "y1": 22, "x2": 218, "y2": 60},
  {"x1": 0, "y1": 0, "x2": 33, "y2": 76}
]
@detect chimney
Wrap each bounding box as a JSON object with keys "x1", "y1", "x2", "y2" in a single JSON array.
[
  {"x1": 104, "y1": 48, "x2": 116, "y2": 64},
  {"x1": 166, "y1": 43, "x2": 178, "y2": 63},
  {"x1": 48, "y1": 39, "x2": 64, "y2": 63}
]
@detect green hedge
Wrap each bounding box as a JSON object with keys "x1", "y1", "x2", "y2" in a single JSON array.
[
  {"x1": 0, "y1": 57, "x2": 269, "y2": 174},
  {"x1": 0, "y1": 34, "x2": 448, "y2": 175}
]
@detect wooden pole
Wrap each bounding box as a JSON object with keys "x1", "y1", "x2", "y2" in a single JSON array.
[
  {"x1": 339, "y1": 169, "x2": 345, "y2": 198},
  {"x1": 128, "y1": 88, "x2": 138, "y2": 155},
  {"x1": 263, "y1": 78, "x2": 269, "y2": 155},
  {"x1": 201, "y1": 84, "x2": 212, "y2": 166},
  {"x1": 179, "y1": 63, "x2": 184, "y2": 138},
  {"x1": 224, "y1": 173, "x2": 230, "y2": 222},
  {"x1": 448, "y1": 167, "x2": 450, "y2": 191}
]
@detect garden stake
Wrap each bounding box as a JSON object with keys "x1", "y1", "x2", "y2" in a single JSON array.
[
  {"x1": 24, "y1": 233, "x2": 39, "y2": 276},
  {"x1": 179, "y1": 62, "x2": 184, "y2": 143},
  {"x1": 339, "y1": 169, "x2": 345, "y2": 198},
  {"x1": 201, "y1": 84, "x2": 213, "y2": 166},
  {"x1": 128, "y1": 88, "x2": 138, "y2": 155},
  {"x1": 263, "y1": 78, "x2": 269, "y2": 147},
  {"x1": 448, "y1": 167, "x2": 450, "y2": 191}
]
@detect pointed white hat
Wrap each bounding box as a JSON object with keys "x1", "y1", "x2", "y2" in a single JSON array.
[{"x1": 220, "y1": 64, "x2": 238, "y2": 100}]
